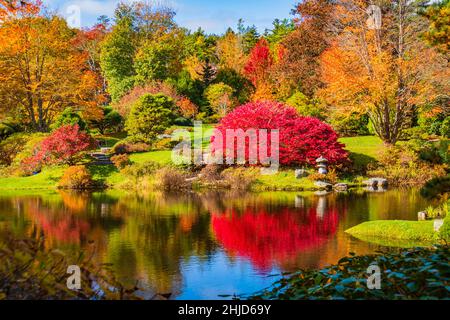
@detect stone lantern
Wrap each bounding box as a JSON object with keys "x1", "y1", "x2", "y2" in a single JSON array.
[{"x1": 316, "y1": 156, "x2": 328, "y2": 174}]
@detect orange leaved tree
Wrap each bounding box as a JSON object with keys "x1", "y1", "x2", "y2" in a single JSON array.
[
  {"x1": 319, "y1": 0, "x2": 448, "y2": 144},
  {"x1": 0, "y1": 4, "x2": 101, "y2": 132}
]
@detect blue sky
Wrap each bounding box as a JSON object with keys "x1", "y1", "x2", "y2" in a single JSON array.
[{"x1": 45, "y1": 0, "x2": 297, "y2": 34}]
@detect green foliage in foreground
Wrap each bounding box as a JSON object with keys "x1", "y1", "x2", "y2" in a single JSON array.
[
  {"x1": 250, "y1": 246, "x2": 450, "y2": 300},
  {"x1": 0, "y1": 234, "x2": 139, "y2": 300},
  {"x1": 346, "y1": 220, "x2": 442, "y2": 243}
]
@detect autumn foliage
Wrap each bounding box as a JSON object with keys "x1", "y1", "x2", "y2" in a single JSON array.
[
  {"x1": 243, "y1": 39, "x2": 274, "y2": 100},
  {"x1": 22, "y1": 125, "x2": 96, "y2": 173},
  {"x1": 58, "y1": 165, "x2": 95, "y2": 189},
  {"x1": 212, "y1": 101, "x2": 348, "y2": 166},
  {"x1": 176, "y1": 97, "x2": 198, "y2": 119}
]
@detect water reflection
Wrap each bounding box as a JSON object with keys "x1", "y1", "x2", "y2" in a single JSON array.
[
  {"x1": 0, "y1": 189, "x2": 436, "y2": 299},
  {"x1": 211, "y1": 205, "x2": 340, "y2": 271}
]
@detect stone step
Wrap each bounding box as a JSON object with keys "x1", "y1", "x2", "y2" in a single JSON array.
[
  {"x1": 89, "y1": 152, "x2": 113, "y2": 166},
  {"x1": 91, "y1": 161, "x2": 113, "y2": 165}
]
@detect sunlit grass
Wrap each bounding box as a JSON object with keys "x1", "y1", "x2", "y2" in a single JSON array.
[
  {"x1": 0, "y1": 166, "x2": 65, "y2": 190},
  {"x1": 253, "y1": 170, "x2": 317, "y2": 191},
  {"x1": 339, "y1": 135, "x2": 384, "y2": 160},
  {"x1": 346, "y1": 220, "x2": 437, "y2": 242}
]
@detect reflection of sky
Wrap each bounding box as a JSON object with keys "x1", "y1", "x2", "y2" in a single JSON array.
[
  {"x1": 44, "y1": 0, "x2": 295, "y2": 34},
  {"x1": 177, "y1": 250, "x2": 281, "y2": 300}
]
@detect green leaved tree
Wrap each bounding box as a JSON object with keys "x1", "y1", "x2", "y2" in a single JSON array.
[{"x1": 125, "y1": 94, "x2": 173, "y2": 144}]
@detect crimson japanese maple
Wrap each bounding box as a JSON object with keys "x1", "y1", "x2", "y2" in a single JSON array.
[{"x1": 212, "y1": 100, "x2": 348, "y2": 166}]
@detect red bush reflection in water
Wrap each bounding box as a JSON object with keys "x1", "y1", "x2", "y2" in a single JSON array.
[
  {"x1": 212, "y1": 207, "x2": 339, "y2": 270},
  {"x1": 27, "y1": 204, "x2": 90, "y2": 244}
]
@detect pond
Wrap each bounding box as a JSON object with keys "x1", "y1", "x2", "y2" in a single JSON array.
[{"x1": 0, "y1": 188, "x2": 437, "y2": 299}]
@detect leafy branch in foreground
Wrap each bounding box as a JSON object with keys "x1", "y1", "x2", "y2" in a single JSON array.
[
  {"x1": 249, "y1": 246, "x2": 450, "y2": 300},
  {"x1": 0, "y1": 234, "x2": 140, "y2": 300}
]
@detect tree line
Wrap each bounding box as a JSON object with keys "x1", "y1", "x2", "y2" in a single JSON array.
[{"x1": 0, "y1": 0, "x2": 448, "y2": 144}]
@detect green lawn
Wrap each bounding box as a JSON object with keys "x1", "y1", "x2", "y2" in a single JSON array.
[
  {"x1": 346, "y1": 220, "x2": 438, "y2": 243},
  {"x1": 129, "y1": 150, "x2": 173, "y2": 165},
  {"x1": 0, "y1": 135, "x2": 386, "y2": 190},
  {"x1": 253, "y1": 170, "x2": 317, "y2": 191},
  {"x1": 338, "y1": 135, "x2": 384, "y2": 173},
  {"x1": 0, "y1": 167, "x2": 64, "y2": 190},
  {"x1": 339, "y1": 135, "x2": 384, "y2": 160}
]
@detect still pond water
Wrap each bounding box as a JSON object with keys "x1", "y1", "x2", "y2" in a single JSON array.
[{"x1": 0, "y1": 189, "x2": 436, "y2": 299}]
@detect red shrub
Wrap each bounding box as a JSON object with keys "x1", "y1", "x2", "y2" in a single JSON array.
[
  {"x1": 23, "y1": 125, "x2": 96, "y2": 171},
  {"x1": 212, "y1": 100, "x2": 348, "y2": 166}
]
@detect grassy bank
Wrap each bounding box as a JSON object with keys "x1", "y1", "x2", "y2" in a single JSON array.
[
  {"x1": 0, "y1": 136, "x2": 379, "y2": 191},
  {"x1": 346, "y1": 220, "x2": 441, "y2": 243}
]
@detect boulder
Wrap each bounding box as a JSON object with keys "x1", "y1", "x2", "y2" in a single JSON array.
[
  {"x1": 157, "y1": 134, "x2": 172, "y2": 139},
  {"x1": 364, "y1": 186, "x2": 387, "y2": 193},
  {"x1": 100, "y1": 147, "x2": 111, "y2": 154},
  {"x1": 418, "y1": 211, "x2": 427, "y2": 221},
  {"x1": 314, "y1": 181, "x2": 333, "y2": 190},
  {"x1": 334, "y1": 183, "x2": 348, "y2": 192},
  {"x1": 295, "y1": 169, "x2": 308, "y2": 179},
  {"x1": 363, "y1": 178, "x2": 388, "y2": 188},
  {"x1": 434, "y1": 219, "x2": 444, "y2": 232}
]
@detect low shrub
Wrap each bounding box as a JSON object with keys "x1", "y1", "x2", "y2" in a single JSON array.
[
  {"x1": 286, "y1": 91, "x2": 326, "y2": 120},
  {"x1": 10, "y1": 133, "x2": 48, "y2": 176},
  {"x1": 250, "y1": 245, "x2": 450, "y2": 300},
  {"x1": 440, "y1": 117, "x2": 450, "y2": 138},
  {"x1": 154, "y1": 138, "x2": 177, "y2": 151},
  {"x1": 308, "y1": 169, "x2": 338, "y2": 184},
  {"x1": 0, "y1": 122, "x2": 18, "y2": 140},
  {"x1": 154, "y1": 167, "x2": 191, "y2": 191},
  {"x1": 440, "y1": 215, "x2": 450, "y2": 242},
  {"x1": 329, "y1": 112, "x2": 370, "y2": 137},
  {"x1": 199, "y1": 164, "x2": 224, "y2": 183},
  {"x1": 421, "y1": 176, "x2": 450, "y2": 199},
  {"x1": 368, "y1": 144, "x2": 447, "y2": 187},
  {"x1": 425, "y1": 200, "x2": 448, "y2": 219},
  {"x1": 120, "y1": 161, "x2": 160, "y2": 179},
  {"x1": 221, "y1": 167, "x2": 258, "y2": 190},
  {"x1": 50, "y1": 107, "x2": 87, "y2": 132},
  {"x1": 0, "y1": 134, "x2": 28, "y2": 166},
  {"x1": 173, "y1": 117, "x2": 192, "y2": 126},
  {"x1": 418, "y1": 113, "x2": 446, "y2": 137},
  {"x1": 400, "y1": 127, "x2": 426, "y2": 140},
  {"x1": 415, "y1": 139, "x2": 450, "y2": 165},
  {"x1": 110, "y1": 154, "x2": 131, "y2": 170},
  {"x1": 58, "y1": 166, "x2": 95, "y2": 189},
  {"x1": 111, "y1": 140, "x2": 150, "y2": 154}
]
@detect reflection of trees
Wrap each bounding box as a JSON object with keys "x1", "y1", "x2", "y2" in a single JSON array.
[
  {"x1": 212, "y1": 204, "x2": 340, "y2": 271},
  {"x1": 0, "y1": 188, "x2": 434, "y2": 298},
  {"x1": 106, "y1": 193, "x2": 217, "y2": 296}
]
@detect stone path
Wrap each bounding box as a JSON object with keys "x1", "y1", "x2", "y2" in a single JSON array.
[{"x1": 90, "y1": 152, "x2": 113, "y2": 165}]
